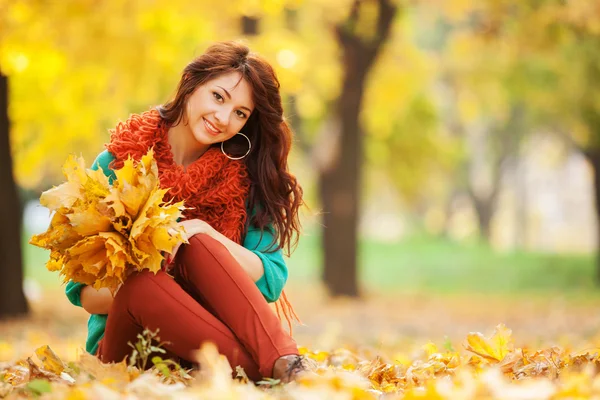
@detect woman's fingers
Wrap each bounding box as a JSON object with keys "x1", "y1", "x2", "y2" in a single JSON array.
[
  {"x1": 167, "y1": 242, "x2": 183, "y2": 266},
  {"x1": 164, "y1": 220, "x2": 215, "y2": 268}
]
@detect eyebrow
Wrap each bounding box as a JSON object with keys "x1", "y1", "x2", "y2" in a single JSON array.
[{"x1": 217, "y1": 86, "x2": 253, "y2": 113}]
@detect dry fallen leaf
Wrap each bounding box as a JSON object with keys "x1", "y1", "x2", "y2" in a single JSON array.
[
  {"x1": 76, "y1": 352, "x2": 136, "y2": 390},
  {"x1": 35, "y1": 345, "x2": 66, "y2": 375},
  {"x1": 193, "y1": 342, "x2": 233, "y2": 389},
  {"x1": 463, "y1": 323, "x2": 514, "y2": 363}
]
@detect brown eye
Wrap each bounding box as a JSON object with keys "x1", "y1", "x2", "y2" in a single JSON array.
[{"x1": 213, "y1": 92, "x2": 223, "y2": 102}]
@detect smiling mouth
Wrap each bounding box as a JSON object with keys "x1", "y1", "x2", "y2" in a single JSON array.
[{"x1": 203, "y1": 118, "x2": 221, "y2": 135}]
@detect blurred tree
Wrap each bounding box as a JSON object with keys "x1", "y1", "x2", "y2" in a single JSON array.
[
  {"x1": 241, "y1": 15, "x2": 260, "y2": 35},
  {"x1": 532, "y1": 0, "x2": 600, "y2": 280},
  {"x1": 318, "y1": 0, "x2": 397, "y2": 296},
  {"x1": 416, "y1": 2, "x2": 534, "y2": 244},
  {"x1": 361, "y1": 5, "x2": 460, "y2": 235},
  {"x1": 0, "y1": 72, "x2": 28, "y2": 319},
  {"x1": 439, "y1": 74, "x2": 526, "y2": 243},
  {"x1": 455, "y1": 0, "x2": 600, "y2": 272}
]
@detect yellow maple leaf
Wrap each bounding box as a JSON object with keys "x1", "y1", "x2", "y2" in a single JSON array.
[
  {"x1": 67, "y1": 203, "x2": 113, "y2": 236},
  {"x1": 62, "y1": 154, "x2": 88, "y2": 184},
  {"x1": 46, "y1": 252, "x2": 64, "y2": 272},
  {"x1": 77, "y1": 352, "x2": 133, "y2": 389},
  {"x1": 422, "y1": 342, "x2": 439, "y2": 357},
  {"x1": 194, "y1": 342, "x2": 234, "y2": 390},
  {"x1": 81, "y1": 168, "x2": 111, "y2": 203},
  {"x1": 39, "y1": 181, "x2": 81, "y2": 212},
  {"x1": 130, "y1": 187, "x2": 186, "y2": 270},
  {"x1": 129, "y1": 188, "x2": 168, "y2": 238},
  {"x1": 40, "y1": 156, "x2": 111, "y2": 212},
  {"x1": 112, "y1": 151, "x2": 159, "y2": 219},
  {"x1": 62, "y1": 232, "x2": 132, "y2": 292},
  {"x1": 463, "y1": 324, "x2": 514, "y2": 363},
  {"x1": 38, "y1": 156, "x2": 87, "y2": 211},
  {"x1": 34, "y1": 345, "x2": 65, "y2": 375},
  {"x1": 100, "y1": 190, "x2": 127, "y2": 223},
  {"x1": 30, "y1": 211, "x2": 82, "y2": 251}
]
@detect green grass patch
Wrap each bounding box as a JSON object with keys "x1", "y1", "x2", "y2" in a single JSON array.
[{"x1": 287, "y1": 232, "x2": 597, "y2": 297}]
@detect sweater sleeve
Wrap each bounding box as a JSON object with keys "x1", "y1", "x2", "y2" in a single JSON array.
[
  {"x1": 92, "y1": 149, "x2": 117, "y2": 184},
  {"x1": 64, "y1": 150, "x2": 116, "y2": 308},
  {"x1": 243, "y1": 226, "x2": 288, "y2": 303},
  {"x1": 65, "y1": 280, "x2": 84, "y2": 307}
]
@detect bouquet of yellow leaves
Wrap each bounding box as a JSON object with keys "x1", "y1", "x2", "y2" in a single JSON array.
[{"x1": 30, "y1": 149, "x2": 187, "y2": 293}]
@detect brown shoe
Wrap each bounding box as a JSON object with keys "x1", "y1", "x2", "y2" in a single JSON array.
[{"x1": 272, "y1": 354, "x2": 315, "y2": 383}]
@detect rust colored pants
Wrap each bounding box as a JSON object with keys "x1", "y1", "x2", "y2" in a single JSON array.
[{"x1": 97, "y1": 233, "x2": 299, "y2": 380}]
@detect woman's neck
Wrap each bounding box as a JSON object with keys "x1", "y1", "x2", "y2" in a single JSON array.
[{"x1": 167, "y1": 122, "x2": 209, "y2": 167}]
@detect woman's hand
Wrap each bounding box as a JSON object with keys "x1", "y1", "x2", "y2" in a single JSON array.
[
  {"x1": 168, "y1": 219, "x2": 216, "y2": 265},
  {"x1": 167, "y1": 219, "x2": 265, "y2": 282}
]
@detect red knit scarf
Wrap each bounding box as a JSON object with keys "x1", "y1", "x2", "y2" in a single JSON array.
[{"x1": 106, "y1": 109, "x2": 250, "y2": 244}]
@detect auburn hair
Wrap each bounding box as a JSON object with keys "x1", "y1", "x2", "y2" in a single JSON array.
[{"x1": 158, "y1": 41, "x2": 303, "y2": 255}]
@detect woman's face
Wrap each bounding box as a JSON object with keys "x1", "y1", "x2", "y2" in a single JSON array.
[{"x1": 184, "y1": 71, "x2": 255, "y2": 146}]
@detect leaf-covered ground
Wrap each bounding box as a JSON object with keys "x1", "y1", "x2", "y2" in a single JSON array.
[{"x1": 2, "y1": 285, "x2": 600, "y2": 399}]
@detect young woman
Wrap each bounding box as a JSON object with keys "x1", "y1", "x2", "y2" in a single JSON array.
[{"x1": 64, "y1": 41, "x2": 307, "y2": 382}]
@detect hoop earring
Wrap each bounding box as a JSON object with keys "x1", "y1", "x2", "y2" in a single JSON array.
[{"x1": 221, "y1": 132, "x2": 251, "y2": 160}]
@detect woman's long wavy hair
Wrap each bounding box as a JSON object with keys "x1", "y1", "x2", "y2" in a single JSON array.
[{"x1": 158, "y1": 41, "x2": 303, "y2": 255}]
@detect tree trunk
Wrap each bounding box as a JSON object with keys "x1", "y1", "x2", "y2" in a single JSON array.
[
  {"x1": 319, "y1": 73, "x2": 364, "y2": 297},
  {"x1": 471, "y1": 195, "x2": 493, "y2": 242},
  {"x1": 514, "y1": 155, "x2": 528, "y2": 249},
  {"x1": 584, "y1": 149, "x2": 600, "y2": 283},
  {"x1": 319, "y1": 0, "x2": 396, "y2": 297},
  {"x1": 0, "y1": 73, "x2": 29, "y2": 319}
]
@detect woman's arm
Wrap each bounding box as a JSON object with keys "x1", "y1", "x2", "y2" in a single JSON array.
[
  {"x1": 243, "y1": 227, "x2": 288, "y2": 302},
  {"x1": 80, "y1": 286, "x2": 114, "y2": 315},
  {"x1": 208, "y1": 230, "x2": 265, "y2": 281}
]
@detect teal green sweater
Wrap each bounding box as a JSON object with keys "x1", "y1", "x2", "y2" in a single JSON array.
[{"x1": 65, "y1": 150, "x2": 288, "y2": 355}]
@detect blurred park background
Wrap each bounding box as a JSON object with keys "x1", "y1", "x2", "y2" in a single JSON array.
[{"x1": 2, "y1": 0, "x2": 600, "y2": 361}]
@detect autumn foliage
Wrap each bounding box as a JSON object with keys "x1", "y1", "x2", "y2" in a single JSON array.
[{"x1": 29, "y1": 150, "x2": 187, "y2": 293}]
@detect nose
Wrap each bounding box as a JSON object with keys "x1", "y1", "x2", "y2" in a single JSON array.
[{"x1": 214, "y1": 109, "x2": 229, "y2": 129}]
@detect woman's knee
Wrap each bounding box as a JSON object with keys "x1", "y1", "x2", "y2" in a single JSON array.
[
  {"x1": 112, "y1": 270, "x2": 170, "y2": 308},
  {"x1": 179, "y1": 233, "x2": 220, "y2": 265},
  {"x1": 176, "y1": 233, "x2": 231, "y2": 278},
  {"x1": 188, "y1": 232, "x2": 218, "y2": 249}
]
